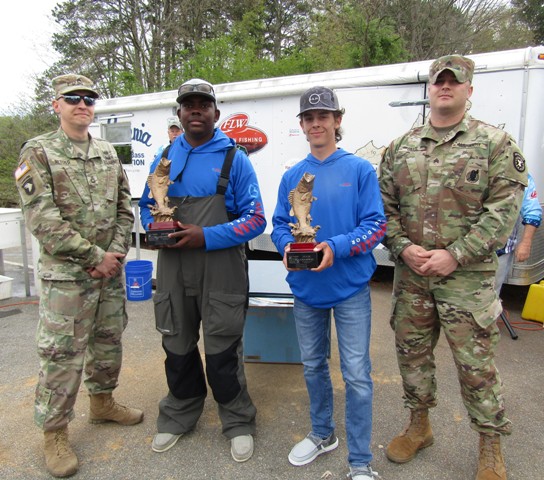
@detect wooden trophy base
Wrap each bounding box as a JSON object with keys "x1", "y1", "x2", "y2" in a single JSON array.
[
  {"x1": 146, "y1": 221, "x2": 180, "y2": 247},
  {"x1": 287, "y1": 243, "x2": 323, "y2": 269}
]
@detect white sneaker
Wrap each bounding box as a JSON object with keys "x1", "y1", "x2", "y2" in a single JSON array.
[
  {"x1": 231, "y1": 434, "x2": 254, "y2": 462},
  {"x1": 288, "y1": 431, "x2": 339, "y2": 466},
  {"x1": 152, "y1": 432, "x2": 182, "y2": 453}
]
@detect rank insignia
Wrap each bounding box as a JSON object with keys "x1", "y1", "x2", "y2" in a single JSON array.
[{"x1": 466, "y1": 169, "x2": 479, "y2": 183}]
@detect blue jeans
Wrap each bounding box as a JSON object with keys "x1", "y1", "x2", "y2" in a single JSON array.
[{"x1": 293, "y1": 284, "x2": 373, "y2": 466}]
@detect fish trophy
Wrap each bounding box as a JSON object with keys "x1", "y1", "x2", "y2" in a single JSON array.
[
  {"x1": 146, "y1": 157, "x2": 180, "y2": 246},
  {"x1": 287, "y1": 172, "x2": 322, "y2": 269}
]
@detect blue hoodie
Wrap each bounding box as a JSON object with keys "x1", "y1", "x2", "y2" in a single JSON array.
[
  {"x1": 139, "y1": 128, "x2": 266, "y2": 251},
  {"x1": 272, "y1": 148, "x2": 386, "y2": 308}
]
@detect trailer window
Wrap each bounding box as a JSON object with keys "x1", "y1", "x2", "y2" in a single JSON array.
[{"x1": 101, "y1": 122, "x2": 131, "y2": 145}]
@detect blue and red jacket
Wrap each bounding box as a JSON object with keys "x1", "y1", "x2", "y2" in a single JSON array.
[
  {"x1": 272, "y1": 148, "x2": 386, "y2": 308},
  {"x1": 139, "y1": 128, "x2": 266, "y2": 251}
]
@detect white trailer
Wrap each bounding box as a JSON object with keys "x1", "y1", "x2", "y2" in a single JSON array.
[{"x1": 89, "y1": 46, "x2": 544, "y2": 285}]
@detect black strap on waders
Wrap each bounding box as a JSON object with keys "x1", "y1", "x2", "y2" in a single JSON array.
[{"x1": 216, "y1": 146, "x2": 237, "y2": 195}]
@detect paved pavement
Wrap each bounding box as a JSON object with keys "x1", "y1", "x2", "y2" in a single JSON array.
[{"x1": 0, "y1": 250, "x2": 543, "y2": 480}]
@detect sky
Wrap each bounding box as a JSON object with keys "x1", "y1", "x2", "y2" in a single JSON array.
[{"x1": 0, "y1": 0, "x2": 60, "y2": 113}]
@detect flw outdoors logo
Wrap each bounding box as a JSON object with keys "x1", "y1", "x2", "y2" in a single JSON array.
[{"x1": 219, "y1": 113, "x2": 268, "y2": 154}]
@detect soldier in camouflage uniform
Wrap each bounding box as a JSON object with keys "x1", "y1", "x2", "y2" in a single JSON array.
[
  {"x1": 378, "y1": 55, "x2": 528, "y2": 480},
  {"x1": 14, "y1": 74, "x2": 143, "y2": 478}
]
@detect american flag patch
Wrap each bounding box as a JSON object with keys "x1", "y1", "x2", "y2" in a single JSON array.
[{"x1": 14, "y1": 161, "x2": 30, "y2": 181}]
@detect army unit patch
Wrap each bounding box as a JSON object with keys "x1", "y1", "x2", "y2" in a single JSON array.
[
  {"x1": 466, "y1": 169, "x2": 480, "y2": 184},
  {"x1": 513, "y1": 152, "x2": 525, "y2": 172},
  {"x1": 21, "y1": 177, "x2": 36, "y2": 196},
  {"x1": 14, "y1": 160, "x2": 31, "y2": 181}
]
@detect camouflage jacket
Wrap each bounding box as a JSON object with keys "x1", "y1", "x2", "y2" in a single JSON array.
[
  {"x1": 379, "y1": 113, "x2": 527, "y2": 271},
  {"x1": 15, "y1": 128, "x2": 134, "y2": 280}
]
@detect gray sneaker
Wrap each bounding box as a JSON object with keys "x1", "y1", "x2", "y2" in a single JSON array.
[
  {"x1": 231, "y1": 434, "x2": 254, "y2": 462},
  {"x1": 152, "y1": 432, "x2": 183, "y2": 453},
  {"x1": 288, "y1": 431, "x2": 339, "y2": 466},
  {"x1": 348, "y1": 464, "x2": 381, "y2": 480}
]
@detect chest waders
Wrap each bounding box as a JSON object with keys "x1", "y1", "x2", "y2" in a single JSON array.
[{"x1": 153, "y1": 147, "x2": 256, "y2": 438}]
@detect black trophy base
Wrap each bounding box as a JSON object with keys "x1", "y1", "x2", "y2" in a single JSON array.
[
  {"x1": 146, "y1": 221, "x2": 180, "y2": 247},
  {"x1": 287, "y1": 243, "x2": 323, "y2": 269}
]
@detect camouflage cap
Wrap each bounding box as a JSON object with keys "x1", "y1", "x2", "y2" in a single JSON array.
[
  {"x1": 298, "y1": 86, "x2": 341, "y2": 117},
  {"x1": 429, "y1": 55, "x2": 475, "y2": 84},
  {"x1": 52, "y1": 74, "x2": 99, "y2": 99},
  {"x1": 167, "y1": 117, "x2": 182, "y2": 129}
]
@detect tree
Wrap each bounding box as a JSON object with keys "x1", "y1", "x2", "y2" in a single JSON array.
[
  {"x1": 384, "y1": 0, "x2": 509, "y2": 59},
  {"x1": 302, "y1": 0, "x2": 407, "y2": 71},
  {"x1": 49, "y1": 0, "x2": 234, "y2": 97},
  {"x1": 0, "y1": 109, "x2": 57, "y2": 207},
  {"x1": 513, "y1": 0, "x2": 544, "y2": 44},
  {"x1": 468, "y1": 5, "x2": 534, "y2": 52}
]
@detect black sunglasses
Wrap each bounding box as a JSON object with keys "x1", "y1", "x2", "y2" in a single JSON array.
[
  {"x1": 177, "y1": 83, "x2": 215, "y2": 97},
  {"x1": 58, "y1": 94, "x2": 96, "y2": 107}
]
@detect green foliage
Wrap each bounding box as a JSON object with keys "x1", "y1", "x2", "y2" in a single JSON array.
[
  {"x1": 0, "y1": 152, "x2": 19, "y2": 208},
  {"x1": 513, "y1": 0, "x2": 544, "y2": 44},
  {"x1": 301, "y1": 1, "x2": 408, "y2": 71},
  {"x1": 174, "y1": 34, "x2": 311, "y2": 85},
  {"x1": 0, "y1": 112, "x2": 57, "y2": 207}
]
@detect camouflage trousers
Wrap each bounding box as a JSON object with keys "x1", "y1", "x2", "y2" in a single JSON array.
[
  {"x1": 35, "y1": 276, "x2": 128, "y2": 431},
  {"x1": 390, "y1": 263, "x2": 512, "y2": 435}
]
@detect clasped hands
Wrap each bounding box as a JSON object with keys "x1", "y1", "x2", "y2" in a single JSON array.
[{"x1": 400, "y1": 244, "x2": 458, "y2": 277}]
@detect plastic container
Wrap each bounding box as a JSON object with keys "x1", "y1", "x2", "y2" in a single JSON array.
[
  {"x1": 521, "y1": 280, "x2": 544, "y2": 323},
  {"x1": 0, "y1": 275, "x2": 14, "y2": 300},
  {"x1": 125, "y1": 260, "x2": 153, "y2": 301}
]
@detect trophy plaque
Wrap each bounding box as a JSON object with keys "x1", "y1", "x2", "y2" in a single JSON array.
[
  {"x1": 286, "y1": 172, "x2": 322, "y2": 269},
  {"x1": 145, "y1": 157, "x2": 180, "y2": 247}
]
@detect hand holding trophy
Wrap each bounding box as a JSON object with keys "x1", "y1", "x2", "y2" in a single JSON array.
[
  {"x1": 286, "y1": 172, "x2": 322, "y2": 269},
  {"x1": 146, "y1": 157, "x2": 180, "y2": 246}
]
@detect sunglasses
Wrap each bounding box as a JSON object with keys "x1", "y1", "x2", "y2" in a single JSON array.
[
  {"x1": 58, "y1": 95, "x2": 96, "y2": 106},
  {"x1": 177, "y1": 83, "x2": 215, "y2": 97}
]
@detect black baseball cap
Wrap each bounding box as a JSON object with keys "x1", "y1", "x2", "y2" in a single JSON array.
[{"x1": 298, "y1": 86, "x2": 341, "y2": 117}]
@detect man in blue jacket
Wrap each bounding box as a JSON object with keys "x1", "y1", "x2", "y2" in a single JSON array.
[
  {"x1": 495, "y1": 172, "x2": 541, "y2": 292},
  {"x1": 139, "y1": 78, "x2": 266, "y2": 462},
  {"x1": 271, "y1": 86, "x2": 386, "y2": 480}
]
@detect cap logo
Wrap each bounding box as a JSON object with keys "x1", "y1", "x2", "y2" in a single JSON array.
[{"x1": 309, "y1": 93, "x2": 321, "y2": 105}]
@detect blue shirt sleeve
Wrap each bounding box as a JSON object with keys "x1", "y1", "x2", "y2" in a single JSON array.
[
  {"x1": 328, "y1": 167, "x2": 387, "y2": 258},
  {"x1": 271, "y1": 172, "x2": 296, "y2": 254},
  {"x1": 521, "y1": 173, "x2": 542, "y2": 227},
  {"x1": 203, "y1": 149, "x2": 267, "y2": 250}
]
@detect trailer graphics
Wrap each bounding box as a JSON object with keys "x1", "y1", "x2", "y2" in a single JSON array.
[{"x1": 219, "y1": 113, "x2": 268, "y2": 155}]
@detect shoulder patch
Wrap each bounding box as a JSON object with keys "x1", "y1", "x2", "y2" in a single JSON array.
[
  {"x1": 20, "y1": 177, "x2": 36, "y2": 196},
  {"x1": 14, "y1": 160, "x2": 31, "y2": 181},
  {"x1": 513, "y1": 152, "x2": 525, "y2": 173}
]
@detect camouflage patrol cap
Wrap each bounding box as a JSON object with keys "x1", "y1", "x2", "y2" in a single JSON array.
[
  {"x1": 298, "y1": 86, "x2": 342, "y2": 117},
  {"x1": 52, "y1": 74, "x2": 99, "y2": 99},
  {"x1": 429, "y1": 55, "x2": 475, "y2": 84}
]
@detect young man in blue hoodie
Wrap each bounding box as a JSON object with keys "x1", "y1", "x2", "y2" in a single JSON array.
[
  {"x1": 271, "y1": 87, "x2": 386, "y2": 480},
  {"x1": 139, "y1": 78, "x2": 266, "y2": 462}
]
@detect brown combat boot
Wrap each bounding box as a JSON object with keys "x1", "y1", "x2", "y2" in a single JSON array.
[
  {"x1": 89, "y1": 393, "x2": 144, "y2": 425},
  {"x1": 44, "y1": 427, "x2": 79, "y2": 477},
  {"x1": 385, "y1": 408, "x2": 434, "y2": 463},
  {"x1": 476, "y1": 433, "x2": 507, "y2": 480}
]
